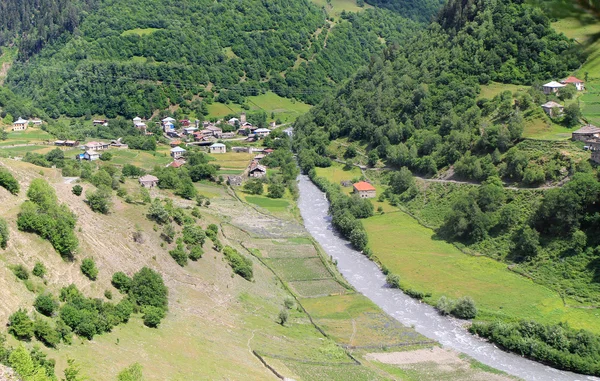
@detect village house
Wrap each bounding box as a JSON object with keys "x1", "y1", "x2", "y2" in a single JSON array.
[
  {"x1": 541, "y1": 101, "x2": 564, "y2": 117},
  {"x1": 135, "y1": 122, "x2": 147, "y2": 134},
  {"x1": 83, "y1": 141, "x2": 110, "y2": 151},
  {"x1": 183, "y1": 127, "x2": 198, "y2": 135},
  {"x1": 561, "y1": 76, "x2": 585, "y2": 91},
  {"x1": 248, "y1": 161, "x2": 267, "y2": 178},
  {"x1": 12, "y1": 117, "x2": 28, "y2": 131},
  {"x1": 221, "y1": 132, "x2": 235, "y2": 139},
  {"x1": 179, "y1": 119, "x2": 191, "y2": 127},
  {"x1": 168, "y1": 159, "x2": 185, "y2": 168},
  {"x1": 82, "y1": 150, "x2": 100, "y2": 161},
  {"x1": 264, "y1": 148, "x2": 274, "y2": 155},
  {"x1": 31, "y1": 118, "x2": 43, "y2": 126},
  {"x1": 92, "y1": 119, "x2": 108, "y2": 126},
  {"x1": 209, "y1": 143, "x2": 226, "y2": 154},
  {"x1": 162, "y1": 117, "x2": 176, "y2": 124},
  {"x1": 133, "y1": 116, "x2": 142, "y2": 125},
  {"x1": 353, "y1": 181, "x2": 376, "y2": 198},
  {"x1": 170, "y1": 146, "x2": 186, "y2": 159},
  {"x1": 65, "y1": 140, "x2": 79, "y2": 147},
  {"x1": 227, "y1": 175, "x2": 243, "y2": 186},
  {"x1": 270, "y1": 121, "x2": 276, "y2": 128},
  {"x1": 240, "y1": 112, "x2": 247, "y2": 123},
  {"x1": 139, "y1": 174, "x2": 159, "y2": 188},
  {"x1": 170, "y1": 140, "x2": 182, "y2": 148},
  {"x1": 206, "y1": 125, "x2": 223, "y2": 137},
  {"x1": 54, "y1": 140, "x2": 66, "y2": 146},
  {"x1": 228, "y1": 117, "x2": 240, "y2": 126},
  {"x1": 254, "y1": 128, "x2": 271, "y2": 138},
  {"x1": 110, "y1": 139, "x2": 128, "y2": 149},
  {"x1": 163, "y1": 122, "x2": 175, "y2": 133},
  {"x1": 572, "y1": 124, "x2": 600, "y2": 141},
  {"x1": 542, "y1": 81, "x2": 566, "y2": 95}
]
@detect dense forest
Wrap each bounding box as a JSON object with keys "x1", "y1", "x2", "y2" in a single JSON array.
[
  {"x1": 3, "y1": 0, "x2": 423, "y2": 119},
  {"x1": 365, "y1": 0, "x2": 445, "y2": 22}
]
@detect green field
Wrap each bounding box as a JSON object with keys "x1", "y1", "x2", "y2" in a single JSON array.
[
  {"x1": 479, "y1": 82, "x2": 526, "y2": 99},
  {"x1": 121, "y1": 28, "x2": 161, "y2": 36},
  {"x1": 311, "y1": 0, "x2": 373, "y2": 17},
  {"x1": 207, "y1": 91, "x2": 311, "y2": 123},
  {"x1": 109, "y1": 148, "x2": 171, "y2": 169},
  {"x1": 363, "y1": 212, "x2": 600, "y2": 333},
  {"x1": 209, "y1": 151, "x2": 254, "y2": 170},
  {"x1": 522, "y1": 117, "x2": 574, "y2": 140},
  {"x1": 245, "y1": 196, "x2": 290, "y2": 212}
]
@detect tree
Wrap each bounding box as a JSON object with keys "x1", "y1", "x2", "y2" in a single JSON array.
[
  {"x1": 451, "y1": 296, "x2": 477, "y2": 319},
  {"x1": 182, "y1": 225, "x2": 206, "y2": 246},
  {"x1": 188, "y1": 245, "x2": 204, "y2": 261},
  {"x1": 33, "y1": 319, "x2": 60, "y2": 348},
  {"x1": 349, "y1": 228, "x2": 368, "y2": 251},
  {"x1": 0, "y1": 217, "x2": 9, "y2": 249},
  {"x1": 64, "y1": 359, "x2": 84, "y2": 381},
  {"x1": 386, "y1": 273, "x2": 401, "y2": 288},
  {"x1": 130, "y1": 267, "x2": 168, "y2": 309},
  {"x1": 511, "y1": 226, "x2": 540, "y2": 260},
  {"x1": 169, "y1": 244, "x2": 188, "y2": 267},
  {"x1": 143, "y1": 306, "x2": 165, "y2": 328},
  {"x1": 367, "y1": 150, "x2": 379, "y2": 167},
  {"x1": 389, "y1": 167, "x2": 414, "y2": 194},
  {"x1": 161, "y1": 224, "x2": 175, "y2": 243},
  {"x1": 267, "y1": 182, "x2": 285, "y2": 198},
  {"x1": 99, "y1": 152, "x2": 112, "y2": 161},
  {"x1": 71, "y1": 185, "x2": 83, "y2": 196},
  {"x1": 86, "y1": 186, "x2": 112, "y2": 214},
  {"x1": 278, "y1": 308, "x2": 289, "y2": 326},
  {"x1": 32, "y1": 262, "x2": 46, "y2": 278},
  {"x1": 111, "y1": 272, "x2": 132, "y2": 293},
  {"x1": 564, "y1": 103, "x2": 582, "y2": 127},
  {"x1": 243, "y1": 179, "x2": 263, "y2": 195},
  {"x1": 8, "y1": 309, "x2": 34, "y2": 340},
  {"x1": 148, "y1": 199, "x2": 169, "y2": 224},
  {"x1": 80, "y1": 258, "x2": 98, "y2": 280},
  {"x1": 34, "y1": 294, "x2": 58, "y2": 317},
  {"x1": 436, "y1": 296, "x2": 454, "y2": 315},
  {"x1": 0, "y1": 169, "x2": 20, "y2": 195}
]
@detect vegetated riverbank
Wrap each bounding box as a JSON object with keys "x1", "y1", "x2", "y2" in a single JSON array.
[
  {"x1": 302, "y1": 169, "x2": 600, "y2": 377},
  {"x1": 296, "y1": 174, "x2": 596, "y2": 381}
]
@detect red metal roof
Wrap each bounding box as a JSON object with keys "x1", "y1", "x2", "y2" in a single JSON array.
[
  {"x1": 562, "y1": 76, "x2": 584, "y2": 84},
  {"x1": 353, "y1": 181, "x2": 376, "y2": 191}
]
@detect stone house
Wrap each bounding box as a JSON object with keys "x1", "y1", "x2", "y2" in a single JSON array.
[
  {"x1": 139, "y1": 174, "x2": 159, "y2": 188},
  {"x1": 352, "y1": 181, "x2": 376, "y2": 198}
]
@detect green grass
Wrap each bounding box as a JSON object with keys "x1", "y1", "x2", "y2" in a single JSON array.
[
  {"x1": 288, "y1": 279, "x2": 348, "y2": 297},
  {"x1": 222, "y1": 47, "x2": 238, "y2": 59},
  {"x1": 363, "y1": 212, "x2": 600, "y2": 333},
  {"x1": 209, "y1": 152, "x2": 255, "y2": 170},
  {"x1": 207, "y1": 91, "x2": 311, "y2": 122},
  {"x1": 479, "y1": 82, "x2": 526, "y2": 99},
  {"x1": 245, "y1": 196, "x2": 290, "y2": 212},
  {"x1": 109, "y1": 149, "x2": 171, "y2": 169},
  {"x1": 266, "y1": 257, "x2": 332, "y2": 281},
  {"x1": 522, "y1": 116, "x2": 574, "y2": 140},
  {"x1": 311, "y1": 0, "x2": 372, "y2": 17},
  {"x1": 121, "y1": 28, "x2": 161, "y2": 36}
]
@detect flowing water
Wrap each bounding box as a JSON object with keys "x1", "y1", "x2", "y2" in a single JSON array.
[{"x1": 297, "y1": 174, "x2": 598, "y2": 381}]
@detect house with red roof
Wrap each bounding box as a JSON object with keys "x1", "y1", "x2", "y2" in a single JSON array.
[
  {"x1": 353, "y1": 181, "x2": 376, "y2": 198},
  {"x1": 561, "y1": 76, "x2": 585, "y2": 91}
]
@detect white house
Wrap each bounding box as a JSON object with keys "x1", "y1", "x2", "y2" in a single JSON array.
[
  {"x1": 162, "y1": 117, "x2": 176, "y2": 124},
  {"x1": 561, "y1": 76, "x2": 585, "y2": 91},
  {"x1": 170, "y1": 146, "x2": 186, "y2": 159},
  {"x1": 541, "y1": 101, "x2": 564, "y2": 117},
  {"x1": 83, "y1": 141, "x2": 109, "y2": 151},
  {"x1": 12, "y1": 117, "x2": 29, "y2": 131},
  {"x1": 31, "y1": 118, "x2": 43, "y2": 126},
  {"x1": 254, "y1": 128, "x2": 271, "y2": 137},
  {"x1": 542, "y1": 81, "x2": 566, "y2": 95},
  {"x1": 163, "y1": 122, "x2": 175, "y2": 132},
  {"x1": 228, "y1": 117, "x2": 240, "y2": 126},
  {"x1": 83, "y1": 150, "x2": 100, "y2": 161},
  {"x1": 133, "y1": 116, "x2": 142, "y2": 125},
  {"x1": 209, "y1": 143, "x2": 226, "y2": 154}
]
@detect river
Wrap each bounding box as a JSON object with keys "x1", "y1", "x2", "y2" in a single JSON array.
[{"x1": 296, "y1": 174, "x2": 598, "y2": 381}]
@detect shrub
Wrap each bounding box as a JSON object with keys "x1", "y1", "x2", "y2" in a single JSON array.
[
  {"x1": 0, "y1": 169, "x2": 20, "y2": 195},
  {"x1": 169, "y1": 244, "x2": 188, "y2": 267},
  {"x1": 451, "y1": 296, "x2": 477, "y2": 319},
  {"x1": 117, "y1": 363, "x2": 144, "y2": 381},
  {"x1": 182, "y1": 225, "x2": 206, "y2": 246},
  {"x1": 86, "y1": 186, "x2": 112, "y2": 214},
  {"x1": 111, "y1": 272, "x2": 132, "y2": 293},
  {"x1": 34, "y1": 294, "x2": 58, "y2": 317},
  {"x1": 104, "y1": 290, "x2": 113, "y2": 300},
  {"x1": 100, "y1": 152, "x2": 113, "y2": 161},
  {"x1": 129, "y1": 267, "x2": 168, "y2": 310},
  {"x1": 80, "y1": 258, "x2": 98, "y2": 280},
  {"x1": 33, "y1": 319, "x2": 60, "y2": 348},
  {"x1": 32, "y1": 262, "x2": 47, "y2": 278},
  {"x1": 72, "y1": 185, "x2": 83, "y2": 196},
  {"x1": 223, "y1": 246, "x2": 253, "y2": 280},
  {"x1": 11, "y1": 264, "x2": 29, "y2": 280},
  {"x1": 0, "y1": 218, "x2": 9, "y2": 249},
  {"x1": 386, "y1": 273, "x2": 401, "y2": 289},
  {"x1": 188, "y1": 245, "x2": 203, "y2": 261},
  {"x1": 284, "y1": 296, "x2": 295, "y2": 309},
  {"x1": 436, "y1": 296, "x2": 454, "y2": 316},
  {"x1": 278, "y1": 308, "x2": 289, "y2": 326},
  {"x1": 161, "y1": 224, "x2": 175, "y2": 243},
  {"x1": 243, "y1": 178, "x2": 263, "y2": 195},
  {"x1": 8, "y1": 309, "x2": 33, "y2": 340},
  {"x1": 148, "y1": 199, "x2": 169, "y2": 224},
  {"x1": 143, "y1": 306, "x2": 165, "y2": 328}
]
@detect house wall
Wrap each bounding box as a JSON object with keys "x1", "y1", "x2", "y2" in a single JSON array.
[
  {"x1": 592, "y1": 151, "x2": 600, "y2": 164},
  {"x1": 354, "y1": 189, "x2": 376, "y2": 198},
  {"x1": 573, "y1": 133, "x2": 599, "y2": 142}
]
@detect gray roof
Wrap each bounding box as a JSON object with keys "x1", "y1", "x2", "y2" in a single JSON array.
[
  {"x1": 541, "y1": 101, "x2": 563, "y2": 108},
  {"x1": 543, "y1": 81, "x2": 566, "y2": 88},
  {"x1": 170, "y1": 146, "x2": 186, "y2": 152},
  {"x1": 139, "y1": 175, "x2": 159, "y2": 182},
  {"x1": 210, "y1": 143, "x2": 226, "y2": 148},
  {"x1": 573, "y1": 124, "x2": 600, "y2": 134}
]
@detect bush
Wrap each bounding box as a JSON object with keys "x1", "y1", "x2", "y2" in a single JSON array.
[
  {"x1": 451, "y1": 296, "x2": 477, "y2": 319},
  {"x1": 32, "y1": 262, "x2": 47, "y2": 278},
  {"x1": 386, "y1": 273, "x2": 401, "y2": 288},
  {"x1": 8, "y1": 309, "x2": 33, "y2": 340},
  {"x1": 278, "y1": 308, "x2": 289, "y2": 326},
  {"x1": 148, "y1": 199, "x2": 169, "y2": 224},
  {"x1": 129, "y1": 267, "x2": 168, "y2": 310},
  {"x1": 169, "y1": 244, "x2": 188, "y2": 267},
  {"x1": 104, "y1": 290, "x2": 113, "y2": 299},
  {"x1": 284, "y1": 296, "x2": 295, "y2": 309},
  {"x1": 0, "y1": 217, "x2": 9, "y2": 249},
  {"x1": 34, "y1": 294, "x2": 58, "y2": 317},
  {"x1": 80, "y1": 258, "x2": 98, "y2": 280},
  {"x1": 86, "y1": 186, "x2": 112, "y2": 214},
  {"x1": 111, "y1": 272, "x2": 132, "y2": 293},
  {"x1": 143, "y1": 306, "x2": 166, "y2": 328},
  {"x1": 0, "y1": 169, "x2": 20, "y2": 195},
  {"x1": 100, "y1": 152, "x2": 113, "y2": 161},
  {"x1": 188, "y1": 245, "x2": 203, "y2": 261},
  {"x1": 223, "y1": 246, "x2": 253, "y2": 280},
  {"x1": 33, "y1": 319, "x2": 60, "y2": 348},
  {"x1": 11, "y1": 264, "x2": 29, "y2": 280},
  {"x1": 436, "y1": 296, "x2": 454, "y2": 316},
  {"x1": 72, "y1": 185, "x2": 83, "y2": 196},
  {"x1": 161, "y1": 224, "x2": 175, "y2": 243},
  {"x1": 182, "y1": 225, "x2": 206, "y2": 246},
  {"x1": 243, "y1": 178, "x2": 263, "y2": 195}
]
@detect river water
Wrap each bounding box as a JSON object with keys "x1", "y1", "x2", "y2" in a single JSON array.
[{"x1": 296, "y1": 174, "x2": 598, "y2": 381}]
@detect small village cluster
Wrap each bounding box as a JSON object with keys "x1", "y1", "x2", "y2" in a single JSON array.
[{"x1": 540, "y1": 76, "x2": 585, "y2": 117}]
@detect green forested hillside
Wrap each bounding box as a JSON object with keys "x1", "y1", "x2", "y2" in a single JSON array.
[
  {"x1": 4, "y1": 0, "x2": 420, "y2": 119},
  {"x1": 365, "y1": 0, "x2": 445, "y2": 22}
]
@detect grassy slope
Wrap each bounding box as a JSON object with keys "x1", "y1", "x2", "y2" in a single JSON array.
[{"x1": 311, "y1": 0, "x2": 373, "y2": 17}]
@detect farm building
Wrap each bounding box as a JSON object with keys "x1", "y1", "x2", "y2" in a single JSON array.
[
  {"x1": 139, "y1": 175, "x2": 159, "y2": 188},
  {"x1": 30, "y1": 118, "x2": 43, "y2": 126},
  {"x1": 209, "y1": 143, "x2": 226, "y2": 154},
  {"x1": 84, "y1": 141, "x2": 109, "y2": 151},
  {"x1": 541, "y1": 101, "x2": 564, "y2": 117},
  {"x1": 572, "y1": 124, "x2": 600, "y2": 141},
  {"x1": 353, "y1": 181, "x2": 376, "y2": 198},
  {"x1": 248, "y1": 161, "x2": 267, "y2": 178},
  {"x1": 12, "y1": 117, "x2": 28, "y2": 131},
  {"x1": 170, "y1": 146, "x2": 186, "y2": 159},
  {"x1": 561, "y1": 76, "x2": 585, "y2": 91},
  {"x1": 542, "y1": 81, "x2": 566, "y2": 95},
  {"x1": 81, "y1": 150, "x2": 100, "y2": 161}
]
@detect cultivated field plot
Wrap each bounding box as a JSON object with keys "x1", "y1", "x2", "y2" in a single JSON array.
[
  {"x1": 250, "y1": 239, "x2": 318, "y2": 259},
  {"x1": 209, "y1": 152, "x2": 254, "y2": 170},
  {"x1": 283, "y1": 361, "x2": 386, "y2": 381},
  {"x1": 288, "y1": 279, "x2": 348, "y2": 298},
  {"x1": 302, "y1": 294, "x2": 428, "y2": 348},
  {"x1": 265, "y1": 257, "x2": 333, "y2": 281},
  {"x1": 109, "y1": 149, "x2": 171, "y2": 169}
]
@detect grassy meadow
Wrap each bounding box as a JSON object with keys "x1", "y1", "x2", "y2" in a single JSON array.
[{"x1": 311, "y1": 0, "x2": 373, "y2": 17}]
